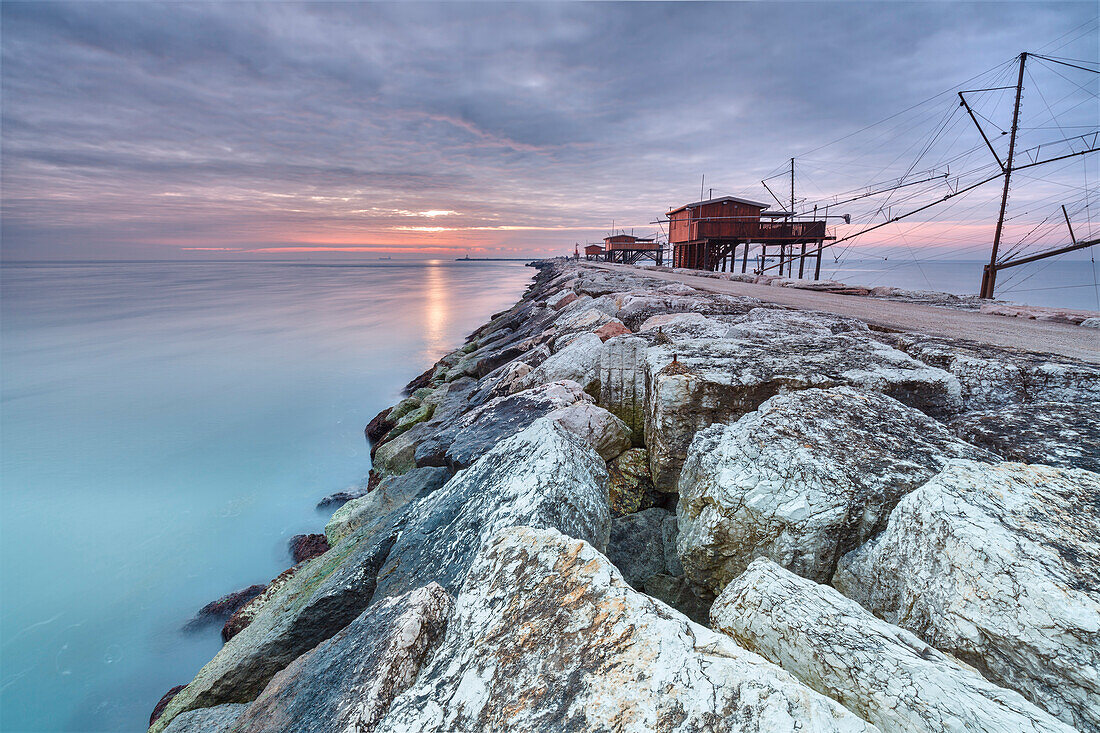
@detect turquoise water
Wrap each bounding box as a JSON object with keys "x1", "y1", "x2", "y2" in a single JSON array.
[{"x1": 0, "y1": 260, "x2": 533, "y2": 732}]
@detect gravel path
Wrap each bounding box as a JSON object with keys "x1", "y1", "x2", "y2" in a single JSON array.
[{"x1": 589, "y1": 263, "x2": 1100, "y2": 364}]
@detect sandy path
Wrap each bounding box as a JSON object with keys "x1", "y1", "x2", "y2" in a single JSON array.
[{"x1": 588, "y1": 262, "x2": 1100, "y2": 364}]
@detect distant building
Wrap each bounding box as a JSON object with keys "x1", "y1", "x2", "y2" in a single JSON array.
[
  {"x1": 584, "y1": 244, "x2": 604, "y2": 260},
  {"x1": 602, "y1": 233, "x2": 664, "y2": 265}
]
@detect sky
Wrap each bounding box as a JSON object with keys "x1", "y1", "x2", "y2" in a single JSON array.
[{"x1": 1, "y1": 1, "x2": 1097, "y2": 261}]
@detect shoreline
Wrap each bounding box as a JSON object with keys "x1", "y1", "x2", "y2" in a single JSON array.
[{"x1": 150, "y1": 259, "x2": 1098, "y2": 732}]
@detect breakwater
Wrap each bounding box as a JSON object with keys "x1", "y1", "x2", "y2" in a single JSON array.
[{"x1": 151, "y1": 259, "x2": 1099, "y2": 732}]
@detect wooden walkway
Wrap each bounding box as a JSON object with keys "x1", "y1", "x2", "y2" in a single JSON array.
[{"x1": 589, "y1": 263, "x2": 1100, "y2": 364}]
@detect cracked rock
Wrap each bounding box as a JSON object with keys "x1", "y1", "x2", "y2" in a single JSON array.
[
  {"x1": 645, "y1": 332, "x2": 961, "y2": 490},
  {"x1": 676, "y1": 387, "x2": 995, "y2": 592},
  {"x1": 371, "y1": 419, "x2": 610, "y2": 602},
  {"x1": 373, "y1": 526, "x2": 876, "y2": 733},
  {"x1": 231, "y1": 584, "x2": 452, "y2": 733},
  {"x1": 881, "y1": 332, "x2": 1100, "y2": 410},
  {"x1": 713, "y1": 558, "x2": 1073, "y2": 733},
  {"x1": 414, "y1": 380, "x2": 591, "y2": 469},
  {"x1": 949, "y1": 400, "x2": 1100, "y2": 473},
  {"x1": 834, "y1": 460, "x2": 1100, "y2": 731}
]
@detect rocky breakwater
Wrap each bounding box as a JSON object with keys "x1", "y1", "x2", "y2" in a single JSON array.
[{"x1": 155, "y1": 259, "x2": 1100, "y2": 732}]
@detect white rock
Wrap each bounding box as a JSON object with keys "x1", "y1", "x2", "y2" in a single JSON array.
[
  {"x1": 644, "y1": 333, "x2": 961, "y2": 490},
  {"x1": 545, "y1": 288, "x2": 578, "y2": 309},
  {"x1": 883, "y1": 332, "x2": 1100, "y2": 410},
  {"x1": 371, "y1": 419, "x2": 611, "y2": 601},
  {"x1": 637, "y1": 312, "x2": 731, "y2": 339},
  {"x1": 325, "y1": 467, "x2": 450, "y2": 546},
  {"x1": 712, "y1": 558, "x2": 1073, "y2": 733},
  {"x1": 676, "y1": 387, "x2": 996, "y2": 591},
  {"x1": 656, "y1": 283, "x2": 699, "y2": 295},
  {"x1": 543, "y1": 403, "x2": 632, "y2": 460},
  {"x1": 374, "y1": 526, "x2": 877, "y2": 733},
  {"x1": 724, "y1": 307, "x2": 869, "y2": 340},
  {"x1": 518, "y1": 331, "x2": 604, "y2": 392},
  {"x1": 834, "y1": 460, "x2": 1100, "y2": 731}
]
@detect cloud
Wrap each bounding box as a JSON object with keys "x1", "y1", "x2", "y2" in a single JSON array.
[{"x1": 2, "y1": 1, "x2": 1096, "y2": 260}]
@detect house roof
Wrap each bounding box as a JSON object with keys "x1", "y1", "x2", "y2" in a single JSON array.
[{"x1": 668, "y1": 195, "x2": 770, "y2": 215}]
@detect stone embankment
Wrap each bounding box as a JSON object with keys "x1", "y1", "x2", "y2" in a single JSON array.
[{"x1": 153, "y1": 260, "x2": 1099, "y2": 733}]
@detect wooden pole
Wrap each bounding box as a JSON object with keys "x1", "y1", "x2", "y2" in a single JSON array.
[
  {"x1": 1062, "y1": 204, "x2": 1077, "y2": 244},
  {"x1": 981, "y1": 52, "x2": 1026, "y2": 299}
]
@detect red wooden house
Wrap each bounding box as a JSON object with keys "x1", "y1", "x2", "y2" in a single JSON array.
[
  {"x1": 667, "y1": 195, "x2": 829, "y2": 277},
  {"x1": 602, "y1": 234, "x2": 663, "y2": 265}
]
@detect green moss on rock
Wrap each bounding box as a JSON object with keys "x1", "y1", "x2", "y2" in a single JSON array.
[{"x1": 608, "y1": 448, "x2": 659, "y2": 516}]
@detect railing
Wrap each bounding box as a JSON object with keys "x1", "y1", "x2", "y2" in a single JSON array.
[{"x1": 755, "y1": 220, "x2": 827, "y2": 239}]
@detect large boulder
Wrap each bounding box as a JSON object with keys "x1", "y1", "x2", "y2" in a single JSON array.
[
  {"x1": 160, "y1": 704, "x2": 246, "y2": 733},
  {"x1": 465, "y1": 360, "x2": 532, "y2": 406},
  {"x1": 597, "y1": 335, "x2": 648, "y2": 439},
  {"x1": 548, "y1": 306, "x2": 617, "y2": 350},
  {"x1": 150, "y1": 520, "x2": 402, "y2": 732},
  {"x1": 374, "y1": 526, "x2": 876, "y2": 733},
  {"x1": 949, "y1": 400, "x2": 1100, "y2": 473},
  {"x1": 593, "y1": 319, "x2": 631, "y2": 341},
  {"x1": 834, "y1": 460, "x2": 1100, "y2": 731},
  {"x1": 615, "y1": 291, "x2": 762, "y2": 331},
  {"x1": 325, "y1": 466, "x2": 450, "y2": 545},
  {"x1": 231, "y1": 584, "x2": 452, "y2": 733},
  {"x1": 645, "y1": 332, "x2": 960, "y2": 490},
  {"x1": 723, "y1": 307, "x2": 869, "y2": 339},
  {"x1": 371, "y1": 419, "x2": 610, "y2": 602},
  {"x1": 372, "y1": 379, "x2": 480, "y2": 475},
  {"x1": 713, "y1": 558, "x2": 1073, "y2": 733},
  {"x1": 544, "y1": 401, "x2": 632, "y2": 460},
  {"x1": 517, "y1": 331, "x2": 604, "y2": 393},
  {"x1": 414, "y1": 380, "x2": 591, "y2": 469},
  {"x1": 677, "y1": 387, "x2": 995, "y2": 593},
  {"x1": 637, "y1": 312, "x2": 731, "y2": 339},
  {"x1": 882, "y1": 332, "x2": 1100, "y2": 410},
  {"x1": 372, "y1": 421, "x2": 433, "y2": 476}
]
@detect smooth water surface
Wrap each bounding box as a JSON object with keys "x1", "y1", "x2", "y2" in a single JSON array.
[
  {"x1": 820, "y1": 258, "x2": 1100, "y2": 310},
  {"x1": 0, "y1": 260, "x2": 533, "y2": 732}
]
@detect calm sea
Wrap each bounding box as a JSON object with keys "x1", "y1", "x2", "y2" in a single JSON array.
[
  {"x1": 1, "y1": 256, "x2": 1096, "y2": 732},
  {"x1": 0, "y1": 260, "x2": 533, "y2": 732},
  {"x1": 819, "y1": 258, "x2": 1100, "y2": 311}
]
